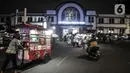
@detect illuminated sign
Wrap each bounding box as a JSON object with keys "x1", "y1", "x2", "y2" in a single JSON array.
[
  {"x1": 30, "y1": 23, "x2": 43, "y2": 26},
  {"x1": 19, "y1": 29, "x2": 30, "y2": 33},
  {"x1": 30, "y1": 22, "x2": 47, "y2": 29},
  {"x1": 58, "y1": 21, "x2": 85, "y2": 24},
  {"x1": 45, "y1": 30, "x2": 53, "y2": 35},
  {"x1": 30, "y1": 30, "x2": 38, "y2": 34}
]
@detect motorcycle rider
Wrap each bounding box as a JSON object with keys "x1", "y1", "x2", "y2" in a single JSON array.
[{"x1": 86, "y1": 34, "x2": 98, "y2": 54}]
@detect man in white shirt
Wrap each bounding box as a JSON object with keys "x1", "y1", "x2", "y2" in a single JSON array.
[{"x1": 1, "y1": 34, "x2": 24, "y2": 73}]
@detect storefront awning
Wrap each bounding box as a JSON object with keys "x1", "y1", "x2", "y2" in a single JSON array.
[{"x1": 15, "y1": 24, "x2": 45, "y2": 30}]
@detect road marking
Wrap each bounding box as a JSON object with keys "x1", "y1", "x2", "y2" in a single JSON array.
[{"x1": 56, "y1": 56, "x2": 68, "y2": 66}]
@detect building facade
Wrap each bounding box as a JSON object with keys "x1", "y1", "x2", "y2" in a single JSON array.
[
  {"x1": 0, "y1": 1, "x2": 130, "y2": 36},
  {"x1": 97, "y1": 14, "x2": 130, "y2": 35}
]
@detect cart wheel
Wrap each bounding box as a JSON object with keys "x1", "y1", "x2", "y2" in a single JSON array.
[{"x1": 43, "y1": 54, "x2": 51, "y2": 63}]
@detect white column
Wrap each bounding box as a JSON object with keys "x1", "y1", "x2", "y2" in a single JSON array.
[
  {"x1": 24, "y1": 8, "x2": 27, "y2": 24},
  {"x1": 124, "y1": 18, "x2": 129, "y2": 34},
  {"x1": 15, "y1": 9, "x2": 19, "y2": 25},
  {"x1": 125, "y1": 24, "x2": 129, "y2": 34},
  {"x1": 117, "y1": 29, "x2": 120, "y2": 34},
  {"x1": 36, "y1": 17, "x2": 38, "y2": 22},
  {"x1": 115, "y1": 18, "x2": 120, "y2": 24},
  {"x1": 104, "y1": 18, "x2": 109, "y2": 23},
  {"x1": 114, "y1": 29, "x2": 118, "y2": 34},
  {"x1": 104, "y1": 28, "x2": 107, "y2": 34},
  {"x1": 32, "y1": 17, "x2": 35, "y2": 22}
]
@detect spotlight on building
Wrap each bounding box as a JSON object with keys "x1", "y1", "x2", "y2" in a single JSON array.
[
  {"x1": 45, "y1": 29, "x2": 53, "y2": 35},
  {"x1": 43, "y1": 22, "x2": 47, "y2": 29},
  {"x1": 52, "y1": 26, "x2": 56, "y2": 30}
]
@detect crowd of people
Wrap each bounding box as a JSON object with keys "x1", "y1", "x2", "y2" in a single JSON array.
[
  {"x1": 62, "y1": 32, "x2": 129, "y2": 58},
  {"x1": 63, "y1": 33, "x2": 99, "y2": 58},
  {"x1": 63, "y1": 33, "x2": 98, "y2": 48}
]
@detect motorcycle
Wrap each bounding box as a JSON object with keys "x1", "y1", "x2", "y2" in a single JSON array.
[{"x1": 86, "y1": 46, "x2": 100, "y2": 60}]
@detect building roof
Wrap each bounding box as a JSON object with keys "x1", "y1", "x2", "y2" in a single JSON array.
[{"x1": 55, "y1": 1, "x2": 85, "y2": 11}]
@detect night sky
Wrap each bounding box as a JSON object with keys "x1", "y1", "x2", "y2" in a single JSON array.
[{"x1": 0, "y1": 0, "x2": 129, "y2": 14}]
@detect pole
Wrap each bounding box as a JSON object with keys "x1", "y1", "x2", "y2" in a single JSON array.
[
  {"x1": 21, "y1": 8, "x2": 27, "y2": 66},
  {"x1": 24, "y1": 8, "x2": 27, "y2": 24},
  {"x1": 96, "y1": 15, "x2": 97, "y2": 34},
  {"x1": 15, "y1": 9, "x2": 19, "y2": 25}
]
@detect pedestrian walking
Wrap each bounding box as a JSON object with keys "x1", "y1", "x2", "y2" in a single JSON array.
[{"x1": 0, "y1": 34, "x2": 24, "y2": 73}]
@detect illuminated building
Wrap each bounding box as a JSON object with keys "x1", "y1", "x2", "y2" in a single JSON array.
[{"x1": 0, "y1": 1, "x2": 130, "y2": 36}]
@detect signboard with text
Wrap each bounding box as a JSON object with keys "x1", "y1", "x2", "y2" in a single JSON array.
[{"x1": 115, "y1": 4, "x2": 125, "y2": 15}]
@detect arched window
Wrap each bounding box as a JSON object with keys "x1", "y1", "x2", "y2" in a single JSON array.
[
  {"x1": 88, "y1": 16, "x2": 94, "y2": 23},
  {"x1": 30, "y1": 17, "x2": 32, "y2": 22},
  {"x1": 120, "y1": 18, "x2": 124, "y2": 24},
  {"x1": 41, "y1": 18, "x2": 43, "y2": 22},
  {"x1": 99, "y1": 18, "x2": 104, "y2": 24},
  {"x1": 38, "y1": 17, "x2": 41, "y2": 22},
  {"x1": 109, "y1": 18, "x2": 114, "y2": 24},
  {"x1": 1, "y1": 17, "x2": 5, "y2": 22},
  {"x1": 62, "y1": 7, "x2": 80, "y2": 21},
  {"x1": 18, "y1": 17, "x2": 22, "y2": 22},
  {"x1": 48, "y1": 16, "x2": 51, "y2": 22},
  {"x1": 27, "y1": 17, "x2": 33, "y2": 22},
  {"x1": 51, "y1": 17, "x2": 54, "y2": 22}
]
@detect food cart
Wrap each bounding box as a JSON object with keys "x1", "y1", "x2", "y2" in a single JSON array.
[{"x1": 16, "y1": 24, "x2": 52, "y2": 63}]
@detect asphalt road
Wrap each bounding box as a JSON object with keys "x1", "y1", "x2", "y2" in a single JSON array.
[{"x1": 19, "y1": 40, "x2": 130, "y2": 73}]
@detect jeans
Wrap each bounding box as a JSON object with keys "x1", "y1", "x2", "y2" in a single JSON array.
[{"x1": 1, "y1": 53, "x2": 17, "y2": 72}]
